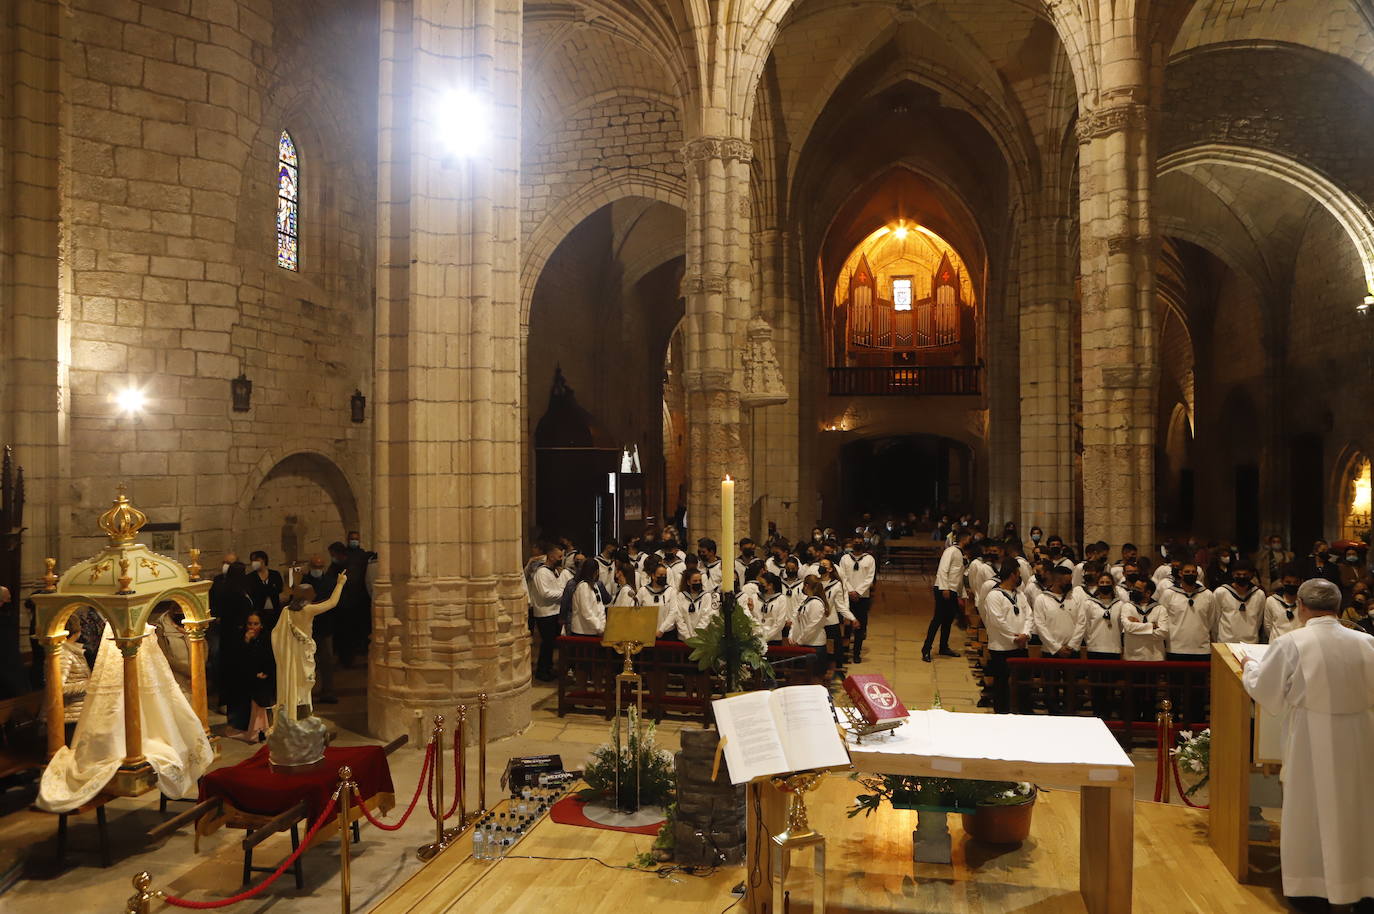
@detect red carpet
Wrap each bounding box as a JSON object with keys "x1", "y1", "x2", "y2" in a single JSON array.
[{"x1": 548, "y1": 794, "x2": 665, "y2": 835}]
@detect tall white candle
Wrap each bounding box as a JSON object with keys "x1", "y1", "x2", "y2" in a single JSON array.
[{"x1": 721, "y1": 475, "x2": 735, "y2": 592}]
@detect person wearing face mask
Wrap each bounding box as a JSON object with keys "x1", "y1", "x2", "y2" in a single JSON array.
[
  {"x1": 1033, "y1": 566, "x2": 1085, "y2": 662},
  {"x1": 787, "y1": 576, "x2": 830, "y2": 677},
  {"x1": 1121, "y1": 579, "x2": 1168, "y2": 662},
  {"x1": 1021, "y1": 559, "x2": 1052, "y2": 605},
  {"x1": 1214, "y1": 560, "x2": 1265, "y2": 643},
  {"x1": 210, "y1": 561, "x2": 254, "y2": 707},
  {"x1": 1340, "y1": 582, "x2": 1374, "y2": 634},
  {"x1": 736, "y1": 560, "x2": 764, "y2": 618},
  {"x1": 982, "y1": 560, "x2": 1032, "y2": 712},
  {"x1": 1082, "y1": 573, "x2": 1125, "y2": 658},
  {"x1": 1253, "y1": 535, "x2": 1293, "y2": 592},
  {"x1": 1109, "y1": 543, "x2": 1147, "y2": 584},
  {"x1": 839, "y1": 540, "x2": 877, "y2": 664},
  {"x1": 1263, "y1": 569, "x2": 1303, "y2": 642},
  {"x1": 735, "y1": 538, "x2": 758, "y2": 589},
  {"x1": 1045, "y1": 536, "x2": 1074, "y2": 572},
  {"x1": 609, "y1": 562, "x2": 640, "y2": 607},
  {"x1": 663, "y1": 569, "x2": 718, "y2": 640},
  {"x1": 224, "y1": 612, "x2": 275, "y2": 743},
  {"x1": 246, "y1": 550, "x2": 285, "y2": 630},
  {"x1": 1302, "y1": 539, "x2": 1343, "y2": 587},
  {"x1": 817, "y1": 558, "x2": 857, "y2": 675},
  {"x1": 594, "y1": 540, "x2": 619, "y2": 596},
  {"x1": 530, "y1": 544, "x2": 572, "y2": 682},
  {"x1": 1337, "y1": 544, "x2": 1366, "y2": 593},
  {"x1": 1071, "y1": 541, "x2": 1109, "y2": 590},
  {"x1": 765, "y1": 541, "x2": 789, "y2": 577},
  {"x1": 924, "y1": 530, "x2": 970, "y2": 662},
  {"x1": 967, "y1": 540, "x2": 1003, "y2": 615},
  {"x1": 697, "y1": 538, "x2": 723, "y2": 594},
  {"x1": 660, "y1": 543, "x2": 686, "y2": 591},
  {"x1": 638, "y1": 559, "x2": 678, "y2": 636},
  {"x1": 751, "y1": 572, "x2": 792, "y2": 643},
  {"x1": 1028, "y1": 526, "x2": 1043, "y2": 549},
  {"x1": 779, "y1": 558, "x2": 806, "y2": 618},
  {"x1": 1161, "y1": 562, "x2": 1217, "y2": 662},
  {"x1": 569, "y1": 559, "x2": 606, "y2": 636},
  {"x1": 1205, "y1": 541, "x2": 1240, "y2": 589},
  {"x1": 298, "y1": 554, "x2": 341, "y2": 703}
]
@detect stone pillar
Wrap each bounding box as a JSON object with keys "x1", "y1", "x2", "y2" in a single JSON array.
[
  {"x1": 1077, "y1": 96, "x2": 1158, "y2": 548},
  {"x1": 0, "y1": 0, "x2": 69, "y2": 579},
  {"x1": 681, "y1": 136, "x2": 754, "y2": 543},
  {"x1": 370, "y1": 0, "x2": 529, "y2": 742},
  {"x1": 745, "y1": 228, "x2": 797, "y2": 536},
  {"x1": 1019, "y1": 216, "x2": 1076, "y2": 538}
]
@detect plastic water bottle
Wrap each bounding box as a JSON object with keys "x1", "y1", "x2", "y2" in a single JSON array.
[{"x1": 472, "y1": 823, "x2": 487, "y2": 860}]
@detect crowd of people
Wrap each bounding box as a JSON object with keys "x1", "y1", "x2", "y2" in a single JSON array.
[
  {"x1": 929, "y1": 519, "x2": 1374, "y2": 713},
  {"x1": 522, "y1": 523, "x2": 879, "y2": 682},
  {"x1": 205, "y1": 532, "x2": 375, "y2": 741}
]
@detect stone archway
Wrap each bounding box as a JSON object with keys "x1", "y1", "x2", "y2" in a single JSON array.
[{"x1": 237, "y1": 451, "x2": 359, "y2": 564}]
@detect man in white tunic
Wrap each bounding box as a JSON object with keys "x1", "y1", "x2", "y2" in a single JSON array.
[{"x1": 1241, "y1": 578, "x2": 1374, "y2": 907}]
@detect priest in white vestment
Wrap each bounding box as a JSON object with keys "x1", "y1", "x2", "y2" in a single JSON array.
[
  {"x1": 38, "y1": 622, "x2": 215, "y2": 813},
  {"x1": 1241, "y1": 577, "x2": 1374, "y2": 906}
]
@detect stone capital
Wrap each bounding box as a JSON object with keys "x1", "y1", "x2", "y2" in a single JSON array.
[
  {"x1": 1105, "y1": 234, "x2": 1156, "y2": 257},
  {"x1": 682, "y1": 272, "x2": 728, "y2": 295},
  {"x1": 1075, "y1": 102, "x2": 1149, "y2": 144},
  {"x1": 681, "y1": 135, "x2": 753, "y2": 165},
  {"x1": 680, "y1": 368, "x2": 737, "y2": 392}
]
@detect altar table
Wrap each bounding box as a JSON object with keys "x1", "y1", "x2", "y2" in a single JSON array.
[{"x1": 744, "y1": 710, "x2": 1136, "y2": 914}]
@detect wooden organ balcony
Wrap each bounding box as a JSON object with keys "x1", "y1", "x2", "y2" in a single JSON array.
[{"x1": 827, "y1": 363, "x2": 983, "y2": 396}]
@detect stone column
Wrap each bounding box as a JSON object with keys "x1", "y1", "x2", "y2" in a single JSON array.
[
  {"x1": 745, "y1": 228, "x2": 797, "y2": 537},
  {"x1": 1019, "y1": 215, "x2": 1076, "y2": 538},
  {"x1": 1077, "y1": 96, "x2": 1158, "y2": 548},
  {"x1": 681, "y1": 136, "x2": 755, "y2": 543},
  {"x1": 371, "y1": 0, "x2": 529, "y2": 742},
  {"x1": 0, "y1": 0, "x2": 69, "y2": 580}
]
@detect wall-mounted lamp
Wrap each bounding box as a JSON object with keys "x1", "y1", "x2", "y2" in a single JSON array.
[
  {"x1": 113, "y1": 385, "x2": 148, "y2": 416},
  {"x1": 350, "y1": 389, "x2": 366, "y2": 423},
  {"x1": 438, "y1": 88, "x2": 490, "y2": 161},
  {"x1": 1359, "y1": 294, "x2": 1374, "y2": 316},
  {"x1": 231, "y1": 373, "x2": 252, "y2": 412}
]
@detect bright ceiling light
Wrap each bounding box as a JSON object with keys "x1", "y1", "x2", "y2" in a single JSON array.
[
  {"x1": 438, "y1": 88, "x2": 490, "y2": 159},
  {"x1": 893, "y1": 224, "x2": 909, "y2": 240},
  {"x1": 113, "y1": 385, "x2": 148, "y2": 416}
]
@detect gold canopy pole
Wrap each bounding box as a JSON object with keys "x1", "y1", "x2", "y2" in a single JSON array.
[
  {"x1": 41, "y1": 633, "x2": 68, "y2": 759},
  {"x1": 117, "y1": 636, "x2": 146, "y2": 767}
]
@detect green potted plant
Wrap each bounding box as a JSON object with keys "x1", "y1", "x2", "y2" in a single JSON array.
[
  {"x1": 850, "y1": 775, "x2": 1038, "y2": 845},
  {"x1": 1172, "y1": 728, "x2": 1210, "y2": 799},
  {"x1": 579, "y1": 708, "x2": 676, "y2": 811}
]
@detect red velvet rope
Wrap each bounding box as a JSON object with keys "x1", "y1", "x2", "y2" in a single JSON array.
[
  {"x1": 352, "y1": 742, "x2": 434, "y2": 832},
  {"x1": 161, "y1": 793, "x2": 340, "y2": 909},
  {"x1": 1152, "y1": 720, "x2": 1210, "y2": 810},
  {"x1": 1152, "y1": 718, "x2": 1167, "y2": 803},
  {"x1": 425, "y1": 732, "x2": 463, "y2": 822}
]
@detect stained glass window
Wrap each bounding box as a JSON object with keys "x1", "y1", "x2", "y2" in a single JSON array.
[{"x1": 277, "y1": 131, "x2": 299, "y2": 270}]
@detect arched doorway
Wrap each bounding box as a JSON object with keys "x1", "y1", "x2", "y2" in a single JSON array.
[
  {"x1": 835, "y1": 435, "x2": 974, "y2": 525},
  {"x1": 241, "y1": 452, "x2": 359, "y2": 563}
]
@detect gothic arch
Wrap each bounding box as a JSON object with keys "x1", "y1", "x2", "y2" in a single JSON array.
[
  {"x1": 520, "y1": 172, "x2": 688, "y2": 328},
  {"x1": 231, "y1": 448, "x2": 362, "y2": 556},
  {"x1": 1158, "y1": 143, "x2": 1374, "y2": 297}
]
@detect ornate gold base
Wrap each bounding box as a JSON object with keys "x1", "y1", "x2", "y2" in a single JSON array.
[{"x1": 106, "y1": 762, "x2": 159, "y2": 798}]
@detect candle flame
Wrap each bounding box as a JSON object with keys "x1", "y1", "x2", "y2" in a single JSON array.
[{"x1": 724, "y1": 474, "x2": 733, "y2": 482}]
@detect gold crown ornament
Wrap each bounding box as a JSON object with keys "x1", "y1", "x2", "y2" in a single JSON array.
[{"x1": 98, "y1": 486, "x2": 148, "y2": 544}]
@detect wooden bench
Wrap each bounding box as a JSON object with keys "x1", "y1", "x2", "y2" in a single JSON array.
[
  {"x1": 1006, "y1": 658, "x2": 1211, "y2": 748},
  {"x1": 556, "y1": 636, "x2": 818, "y2": 722},
  {"x1": 0, "y1": 691, "x2": 45, "y2": 782}
]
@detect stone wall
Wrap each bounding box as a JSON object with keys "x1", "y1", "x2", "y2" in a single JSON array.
[{"x1": 3, "y1": 0, "x2": 379, "y2": 574}]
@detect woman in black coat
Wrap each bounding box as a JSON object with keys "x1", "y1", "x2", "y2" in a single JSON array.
[{"x1": 224, "y1": 612, "x2": 275, "y2": 742}]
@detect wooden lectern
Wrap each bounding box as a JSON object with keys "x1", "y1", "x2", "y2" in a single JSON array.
[{"x1": 1209, "y1": 643, "x2": 1282, "y2": 883}]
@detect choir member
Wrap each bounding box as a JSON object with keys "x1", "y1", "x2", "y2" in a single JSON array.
[
  {"x1": 661, "y1": 568, "x2": 718, "y2": 640},
  {"x1": 923, "y1": 530, "x2": 969, "y2": 662},
  {"x1": 1263, "y1": 568, "x2": 1302, "y2": 641},
  {"x1": 839, "y1": 539, "x2": 876, "y2": 663},
  {"x1": 1162, "y1": 561, "x2": 1217, "y2": 661},
  {"x1": 983, "y1": 559, "x2": 1032, "y2": 713},
  {"x1": 697, "y1": 537, "x2": 723, "y2": 593},
  {"x1": 569, "y1": 559, "x2": 606, "y2": 636},
  {"x1": 1121, "y1": 579, "x2": 1168, "y2": 662},
  {"x1": 787, "y1": 576, "x2": 830, "y2": 677},
  {"x1": 1214, "y1": 561, "x2": 1264, "y2": 643}
]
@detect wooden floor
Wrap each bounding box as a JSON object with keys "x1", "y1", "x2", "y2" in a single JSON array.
[{"x1": 372, "y1": 779, "x2": 1287, "y2": 914}]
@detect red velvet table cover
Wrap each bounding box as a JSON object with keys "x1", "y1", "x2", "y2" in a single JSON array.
[{"x1": 199, "y1": 745, "x2": 394, "y2": 822}]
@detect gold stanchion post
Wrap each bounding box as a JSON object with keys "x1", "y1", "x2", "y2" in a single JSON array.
[
  {"x1": 338, "y1": 765, "x2": 354, "y2": 914},
  {"x1": 1158, "y1": 699, "x2": 1173, "y2": 804},
  {"x1": 443, "y1": 705, "x2": 469, "y2": 840},
  {"x1": 477, "y1": 693, "x2": 488, "y2": 816},
  {"x1": 417, "y1": 715, "x2": 450, "y2": 861},
  {"x1": 124, "y1": 871, "x2": 158, "y2": 914}
]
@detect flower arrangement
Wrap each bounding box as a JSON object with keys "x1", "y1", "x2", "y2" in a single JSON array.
[
  {"x1": 580, "y1": 708, "x2": 676, "y2": 810},
  {"x1": 1172, "y1": 728, "x2": 1211, "y2": 796},
  {"x1": 684, "y1": 602, "x2": 773, "y2": 681}
]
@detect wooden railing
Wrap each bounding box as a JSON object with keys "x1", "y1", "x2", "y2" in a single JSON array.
[{"x1": 828, "y1": 364, "x2": 982, "y2": 396}]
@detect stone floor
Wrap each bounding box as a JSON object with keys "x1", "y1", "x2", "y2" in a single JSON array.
[{"x1": 0, "y1": 569, "x2": 1201, "y2": 912}]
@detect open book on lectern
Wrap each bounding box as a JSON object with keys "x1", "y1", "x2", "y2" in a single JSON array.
[{"x1": 711, "y1": 684, "x2": 852, "y2": 785}]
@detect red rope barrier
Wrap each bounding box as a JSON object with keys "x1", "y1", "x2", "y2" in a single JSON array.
[
  {"x1": 353, "y1": 742, "x2": 434, "y2": 832},
  {"x1": 443, "y1": 726, "x2": 462, "y2": 820},
  {"x1": 425, "y1": 734, "x2": 462, "y2": 822},
  {"x1": 161, "y1": 794, "x2": 340, "y2": 909}
]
